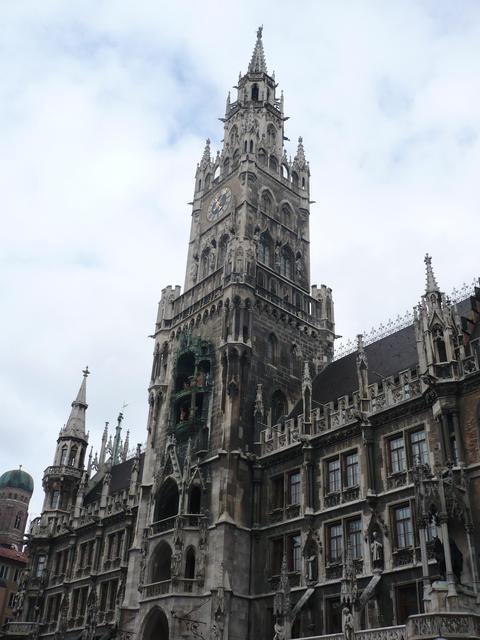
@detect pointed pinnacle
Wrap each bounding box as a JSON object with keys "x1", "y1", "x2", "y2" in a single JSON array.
[
  {"x1": 201, "y1": 138, "x2": 211, "y2": 166},
  {"x1": 248, "y1": 26, "x2": 267, "y2": 74},
  {"x1": 424, "y1": 253, "x2": 439, "y2": 294}
]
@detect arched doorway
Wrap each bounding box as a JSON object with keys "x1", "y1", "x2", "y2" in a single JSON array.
[
  {"x1": 143, "y1": 606, "x2": 169, "y2": 640},
  {"x1": 154, "y1": 478, "x2": 179, "y2": 522},
  {"x1": 150, "y1": 541, "x2": 172, "y2": 583}
]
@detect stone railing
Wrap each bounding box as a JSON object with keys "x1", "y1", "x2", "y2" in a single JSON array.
[
  {"x1": 297, "y1": 625, "x2": 406, "y2": 640},
  {"x1": 150, "y1": 513, "x2": 206, "y2": 537},
  {"x1": 259, "y1": 371, "x2": 422, "y2": 457},
  {"x1": 3, "y1": 622, "x2": 40, "y2": 636},
  {"x1": 150, "y1": 516, "x2": 176, "y2": 535},
  {"x1": 407, "y1": 612, "x2": 480, "y2": 639},
  {"x1": 142, "y1": 579, "x2": 171, "y2": 598},
  {"x1": 43, "y1": 464, "x2": 83, "y2": 479}
]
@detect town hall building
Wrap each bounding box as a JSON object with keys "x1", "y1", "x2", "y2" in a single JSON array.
[{"x1": 5, "y1": 27, "x2": 480, "y2": 640}]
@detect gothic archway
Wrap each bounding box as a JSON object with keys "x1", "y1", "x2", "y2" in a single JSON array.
[
  {"x1": 150, "y1": 542, "x2": 172, "y2": 583},
  {"x1": 143, "y1": 606, "x2": 169, "y2": 640},
  {"x1": 154, "y1": 478, "x2": 179, "y2": 522}
]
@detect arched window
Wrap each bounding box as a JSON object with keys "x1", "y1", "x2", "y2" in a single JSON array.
[
  {"x1": 175, "y1": 352, "x2": 195, "y2": 392},
  {"x1": 185, "y1": 547, "x2": 196, "y2": 581},
  {"x1": 281, "y1": 164, "x2": 289, "y2": 179},
  {"x1": 154, "y1": 479, "x2": 179, "y2": 522},
  {"x1": 302, "y1": 176, "x2": 306, "y2": 188},
  {"x1": 259, "y1": 233, "x2": 272, "y2": 266},
  {"x1": 69, "y1": 447, "x2": 77, "y2": 467},
  {"x1": 60, "y1": 445, "x2": 67, "y2": 466},
  {"x1": 282, "y1": 204, "x2": 292, "y2": 227},
  {"x1": 267, "y1": 124, "x2": 276, "y2": 147},
  {"x1": 270, "y1": 279, "x2": 278, "y2": 296},
  {"x1": 218, "y1": 235, "x2": 229, "y2": 267},
  {"x1": 213, "y1": 165, "x2": 220, "y2": 180},
  {"x1": 188, "y1": 485, "x2": 202, "y2": 514},
  {"x1": 267, "y1": 334, "x2": 278, "y2": 365},
  {"x1": 150, "y1": 542, "x2": 172, "y2": 583},
  {"x1": 14, "y1": 512, "x2": 22, "y2": 529},
  {"x1": 269, "y1": 156, "x2": 278, "y2": 172},
  {"x1": 197, "y1": 179, "x2": 202, "y2": 191},
  {"x1": 229, "y1": 125, "x2": 238, "y2": 147},
  {"x1": 291, "y1": 345, "x2": 301, "y2": 378},
  {"x1": 232, "y1": 149, "x2": 240, "y2": 168},
  {"x1": 258, "y1": 148, "x2": 267, "y2": 165},
  {"x1": 251, "y1": 84, "x2": 259, "y2": 101},
  {"x1": 280, "y1": 247, "x2": 293, "y2": 280},
  {"x1": 200, "y1": 250, "x2": 209, "y2": 279},
  {"x1": 249, "y1": 140, "x2": 254, "y2": 153},
  {"x1": 244, "y1": 139, "x2": 248, "y2": 153},
  {"x1": 292, "y1": 171, "x2": 299, "y2": 187},
  {"x1": 260, "y1": 191, "x2": 273, "y2": 214},
  {"x1": 271, "y1": 390, "x2": 288, "y2": 425},
  {"x1": 205, "y1": 174, "x2": 211, "y2": 190},
  {"x1": 223, "y1": 157, "x2": 230, "y2": 174}
]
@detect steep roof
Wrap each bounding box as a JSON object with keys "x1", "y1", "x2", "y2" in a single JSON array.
[
  {"x1": 83, "y1": 453, "x2": 145, "y2": 507},
  {"x1": 291, "y1": 324, "x2": 418, "y2": 417}
]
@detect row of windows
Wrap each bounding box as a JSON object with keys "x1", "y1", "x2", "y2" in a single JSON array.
[
  {"x1": 270, "y1": 503, "x2": 426, "y2": 574},
  {"x1": 37, "y1": 529, "x2": 126, "y2": 580},
  {"x1": 269, "y1": 429, "x2": 428, "y2": 506},
  {"x1": 44, "y1": 580, "x2": 118, "y2": 623}
]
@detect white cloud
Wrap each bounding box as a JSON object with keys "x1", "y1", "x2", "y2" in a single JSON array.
[{"x1": 1, "y1": 1, "x2": 480, "y2": 518}]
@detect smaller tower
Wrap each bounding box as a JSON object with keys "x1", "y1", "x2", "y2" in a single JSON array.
[
  {"x1": 414, "y1": 255, "x2": 460, "y2": 379},
  {"x1": 42, "y1": 368, "x2": 90, "y2": 517},
  {"x1": 0, "y1": 467, "x2": 33, "y2": 549}
]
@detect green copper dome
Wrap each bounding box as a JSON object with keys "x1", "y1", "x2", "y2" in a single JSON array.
[{"x1": 0, "y1": 468, "x2": 34, "y2": 494}]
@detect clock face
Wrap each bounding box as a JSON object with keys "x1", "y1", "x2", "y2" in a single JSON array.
[{"x1": 207, "y1": 187, "x2": 232, "y2": 222}]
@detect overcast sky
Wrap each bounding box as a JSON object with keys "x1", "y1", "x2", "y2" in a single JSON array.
[{"x1": 1, "y1": 1, "x2": 480, "y2": 520}]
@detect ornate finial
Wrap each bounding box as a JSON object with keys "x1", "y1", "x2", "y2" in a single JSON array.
[
  {"x1": 424, "y1": 253, "x2": 439, "y2": 294},
  {"x1": 248, "y1": 26, "x2": 267, "y2": 73},
  {"x1": 294, "y1": 136, "x2": 306, "y2": 168},
  {"x1": 254, "y1": 383, "x2": 264, "y2": 416},
  {"x1": 200, "y1": 138, "x2": 211, "y2": 167},
  {"x1": 19, "y1": 464, "x2": 22, "y2": 470},
  {"x1": 82, "y1": 366, "x2": 90, "y2": 378}
]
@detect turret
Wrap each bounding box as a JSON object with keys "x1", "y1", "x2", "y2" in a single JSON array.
[
  {"x1": 414, "y1": 254, "x2": 460, "y2": 379},
  {"x1": 42, "y1": 368, "x2": 90, "y2": 517}
]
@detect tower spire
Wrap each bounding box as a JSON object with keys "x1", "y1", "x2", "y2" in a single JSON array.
[
  {"x1": 248, "y1": 26, "x2": 267, "y2": 74},
  {"x1": 424, "y1": 253, "x2": 440, "y2": 295},
  {"x1": 62, "y1": 367, "x2": 89, "y2": 439}
]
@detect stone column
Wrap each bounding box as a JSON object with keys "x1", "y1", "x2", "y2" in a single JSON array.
[
  {"x1": 252, "y1": 464, "x2": 262, "y2": 528},
  {"x1": 439, "y1": 515, "x2": 458, "y2": 605},
  {"x1": 302, "y1": 443, "x2": 314, "y2": 514},
  {"x1": 451, "y1": 411, "x2": 464, "y2": 464},
  {"x1": 465, "y1": 524, "x2": 480, "y2": 596},
  {"x1": 362, "y1": 426, "x2": 375, "y2": 494},
  {"x1": 418, "y1": 520, "x2": 432, "y2": 608},
  {"x1": 436, "y1": 414, "x2": 449, "y2": 463}
]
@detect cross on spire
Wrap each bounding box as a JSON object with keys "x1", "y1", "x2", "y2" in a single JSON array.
[{"x1": 82, "y1": 366, "x2": 90, "y2": 378}]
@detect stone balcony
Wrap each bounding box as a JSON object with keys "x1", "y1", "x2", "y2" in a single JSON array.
[
  {"x1": 259, "y1": 371, "x2": 423, "y2": 457},
  {"x1": 3, "y1": 622, "x2": 39, "y2": 637},
  {"x1": 43, "y1": 464, "x2": 83, "y2": 480}
]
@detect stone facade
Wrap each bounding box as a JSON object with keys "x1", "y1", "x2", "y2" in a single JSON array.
[{"x1": 5, "y1": 27, "x2": 480, "y2": 640}]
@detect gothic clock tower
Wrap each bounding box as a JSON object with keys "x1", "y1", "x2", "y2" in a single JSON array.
[{"x1": 123, "y1": 27, "x2": 335, "y2": 640}]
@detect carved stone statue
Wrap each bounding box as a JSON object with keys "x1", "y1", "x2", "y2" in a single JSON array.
[
  {"x1": 432, "y1": 536, "x2": 446, "y2": 580},
  {"x1": 191, "y1": 257, "x2": 199, "y2": 283},
  {"x1": 306, "y1": 554, "x2": 317, "y2": 582},
  {"x1": 342, "y1": 606, "x2": 355, "y2": 640},
  {"x1": 370, "y1": 531, "x2": 383, "y2": 567},
  {"x1": 273, "y1": 620, "x2": 286, "y2": 640}
]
